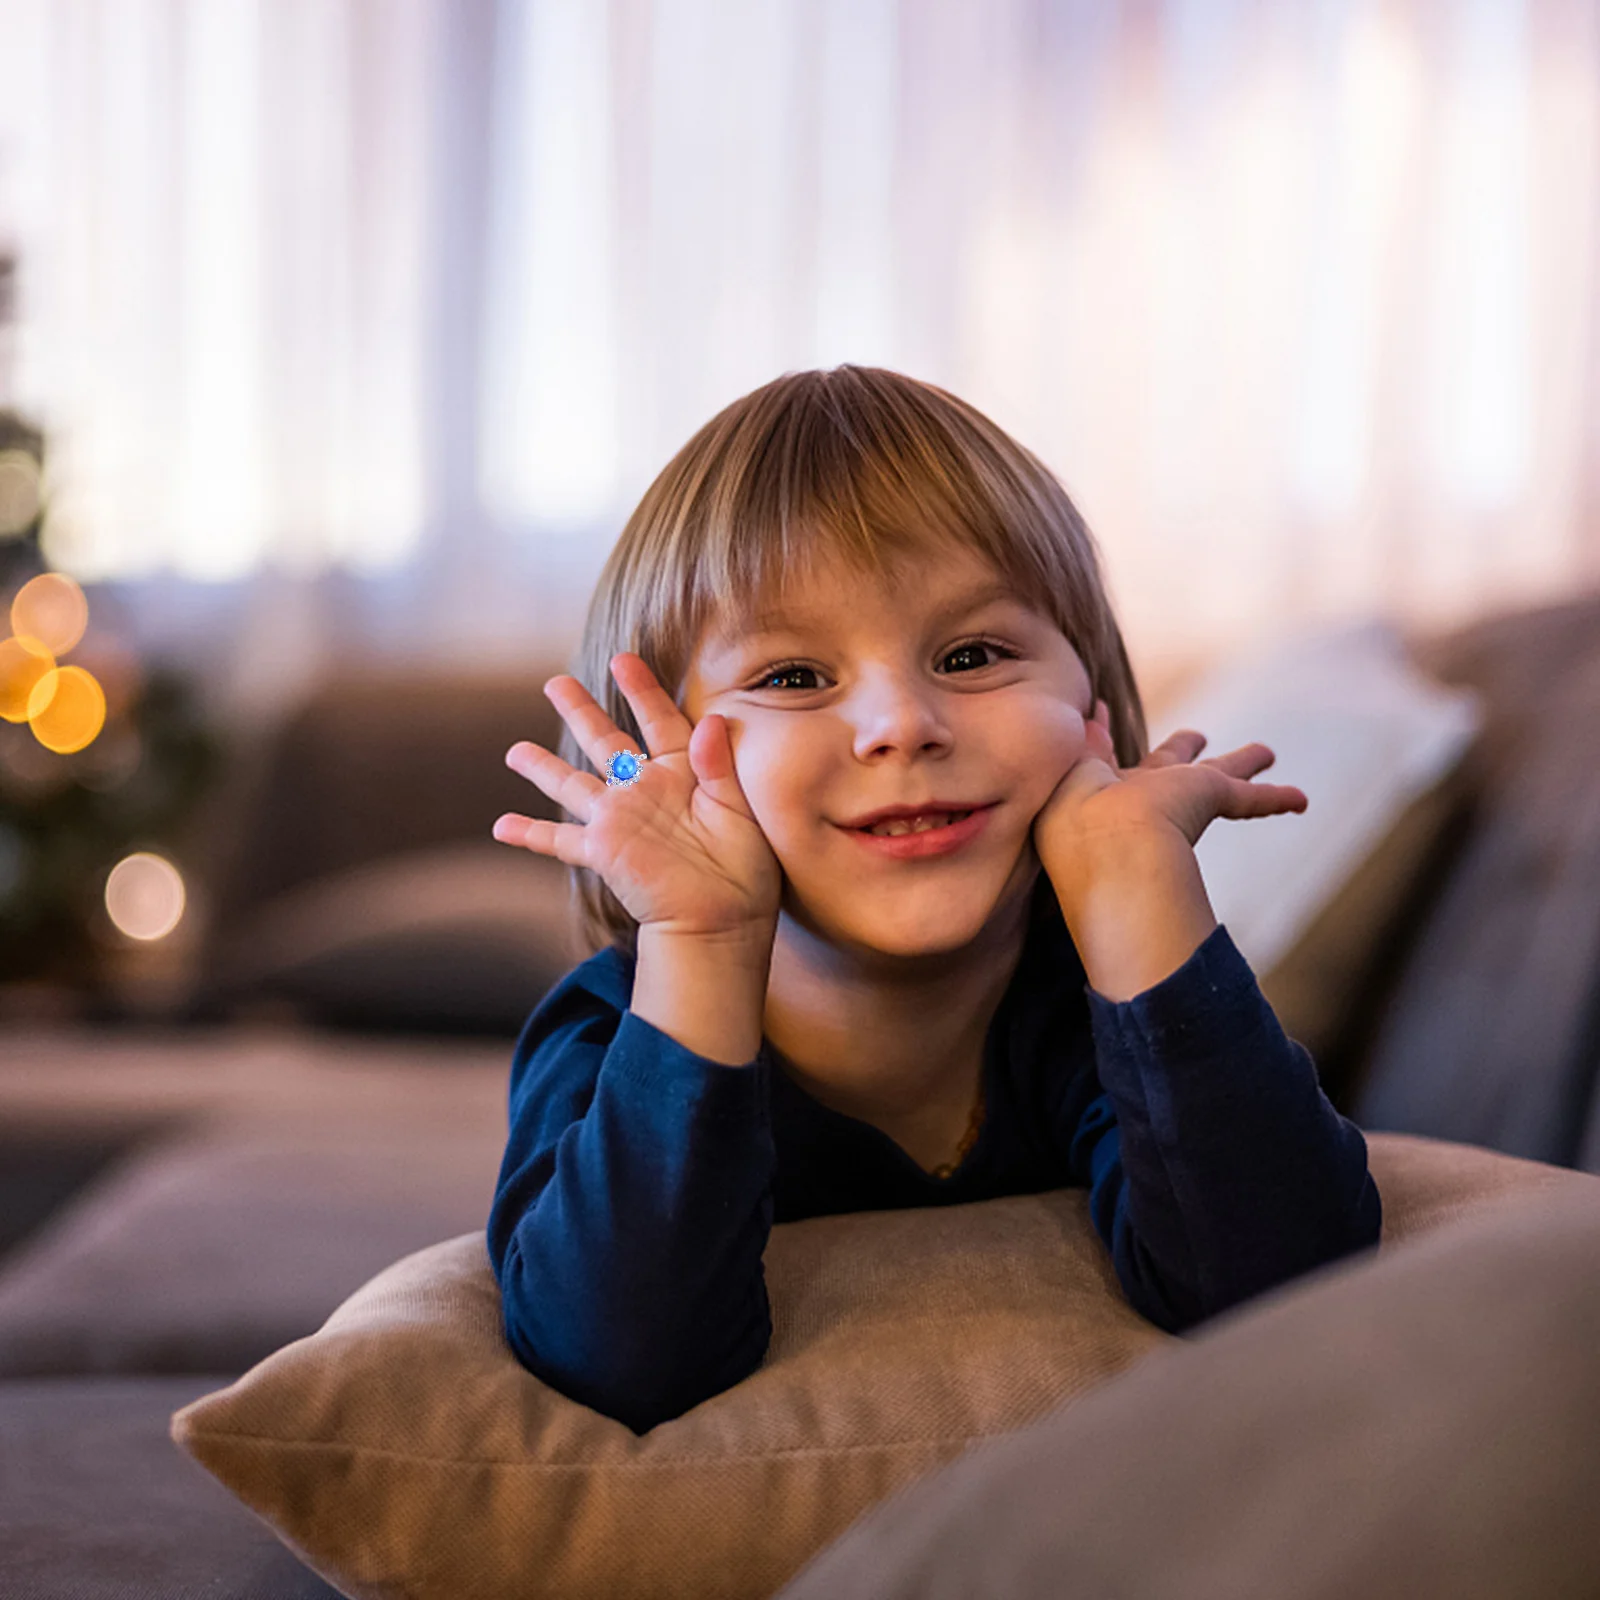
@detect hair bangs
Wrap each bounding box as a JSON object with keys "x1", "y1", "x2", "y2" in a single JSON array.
[{"x1": 690, "y1": 379, "x2": 995, "y2": 658}]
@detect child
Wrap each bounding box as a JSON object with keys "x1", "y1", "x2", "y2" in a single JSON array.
[{"x1": 488, "y1": 365, "x2": 1382, "y2": 1436}]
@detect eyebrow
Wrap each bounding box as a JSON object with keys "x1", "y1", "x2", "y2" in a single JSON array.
[{"x1": 741, "y1": 580, "x2": 1032, "y2": 639}]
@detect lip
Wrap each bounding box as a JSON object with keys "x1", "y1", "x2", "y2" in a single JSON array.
[
  {"x1": 841, "y1": 800, "x2": 987, "y2": 830},
  {"x1": 838, "y1": 803, "x2": 996, "y2": 860}
]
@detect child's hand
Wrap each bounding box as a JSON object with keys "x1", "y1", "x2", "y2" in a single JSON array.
[
  {"x1": 494, "y1": 653, "x2": 782, "y2": 944},
  {"x1": 1033, "y1": 699, "x2": 1309, "y2": 881}
]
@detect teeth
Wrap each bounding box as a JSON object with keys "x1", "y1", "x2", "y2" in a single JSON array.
[{"x1": 866, "y1": 810, "x2": 972, "y2": 837}]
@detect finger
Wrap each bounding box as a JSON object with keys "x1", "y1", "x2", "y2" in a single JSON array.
[
  {"x1": 1203, "y1": 742, "x2": 1278, "y2": 781},
  {"x1": 1143, "y1": 728, "x2": 1207, "y2": 768},
  {"x1": 1083, "y1": 699, "x2": 1118, "y2": 766},
  {"x1": 505, "y1": 740, "x2": 604, "y2": 821},
  {"x1": 609, "y1": 653, "x2": 694, "y2": 760},
  {"x1": 491, "y1": 811, "x2": 591, "y2": 867},
  {"x1": 543, "y1": 672, "x2": 649, "y2": 777},
  {"x1": 1216, "y1": 781, "x2": 1308, "y2": 820},
  {"x1": 685, "y1": 711, "x2": 759, "y2": 819}
]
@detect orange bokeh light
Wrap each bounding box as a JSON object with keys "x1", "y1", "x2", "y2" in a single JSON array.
[
  {"x1": 0, "y1": 634, "x2": 55, "y2": 722},
  {"x1": 12, "y1": 572, "x2": 89, "y2": 655},
  {"x1": 28, "y1": 664, "x2": 107, "y2": 753}
]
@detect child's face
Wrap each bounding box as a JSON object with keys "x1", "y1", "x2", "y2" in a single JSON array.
[{"x1": 678, "y1": 547, "x2": 1098, "y2": 959}]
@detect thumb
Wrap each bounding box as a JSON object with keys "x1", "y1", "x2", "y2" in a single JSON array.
[
  {"x1": 1085, "y1": 699, "x2": 1117, "y2": 766},
  {"x1": 687, "y1": 714, "x2": 757, "y2": 818}
]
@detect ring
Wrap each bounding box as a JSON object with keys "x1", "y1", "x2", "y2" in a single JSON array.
[{"x1": 604, "y1": 749, "x2": 648, "y2": 787}]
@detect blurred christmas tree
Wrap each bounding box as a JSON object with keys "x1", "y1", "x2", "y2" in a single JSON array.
[{"x1": 0, "y1": 248, "x2": 223, "y2": 1003}]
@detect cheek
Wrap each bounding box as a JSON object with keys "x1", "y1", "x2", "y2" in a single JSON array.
[
  {"x1": 1001, "y1": 696, "x2": 1089, "y2": 807},
  {"x1": 722, "y1": 721, "x2": 810, "y2": 828}
]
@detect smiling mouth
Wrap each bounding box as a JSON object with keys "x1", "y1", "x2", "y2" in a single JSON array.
[
  {"x1": 836, "y1": 803, "x2": 1000, "y2": 855},
  {"x1": 854, "y1": 810, "x2": 976, "y2": 837}
]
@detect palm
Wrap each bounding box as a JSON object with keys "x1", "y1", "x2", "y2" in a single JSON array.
[
  {"x1": 493, "y1": 653, "x2": 782, "y2": 942},
  {"x1": 580, "y1": 743, "x2": 780, "y2": 935}
]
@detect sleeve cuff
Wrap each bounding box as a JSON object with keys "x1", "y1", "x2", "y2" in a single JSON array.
[
  {"x1": 601, "y1": 1008, "x2": 774, "y2": 1125},
  {"x1": 1084, "y1": 923, "x2": 1262, "y2": 1044}
]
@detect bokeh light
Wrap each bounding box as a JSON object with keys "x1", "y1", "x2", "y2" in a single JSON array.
[
  {"x1": 27, "y1": 664, "x2": 107, "y2": 752},
  {"x1": 104, "y1": 851, "x2": 187, "y2": 941},
  {"x1": 0, "y1": 634, "x2": 55, "y2": 722},
  {"x1": 0, "y1": 450, "x2": 41, "y2": 540},
  {"x1": 11, "y1": 572, "x2": 89, "y2": 654}
]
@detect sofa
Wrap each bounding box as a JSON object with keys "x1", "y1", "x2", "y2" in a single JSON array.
[{"x1": 2, "y1": 591, "x2": 1599, "y2": 1597}]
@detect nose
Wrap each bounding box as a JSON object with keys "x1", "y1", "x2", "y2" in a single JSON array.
[{"x1": 844, "y1": 669, "x2": 956, "y2": 762}]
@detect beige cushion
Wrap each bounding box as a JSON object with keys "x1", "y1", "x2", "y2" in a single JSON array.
[
  {"x1": 1150, "y1": 621, "x2": 1483, "y2": 1070},
  {"x1": 170, "y1": 1132, "x2": 1588, "y2": 1600}
]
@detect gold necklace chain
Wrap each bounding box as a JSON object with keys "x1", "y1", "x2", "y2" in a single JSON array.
[{"x1": 930, "y1": 1077, "x2": 987, "y2": 1181}]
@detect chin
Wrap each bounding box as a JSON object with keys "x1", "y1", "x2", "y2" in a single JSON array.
[{"x1": 781, "y1": 878, "x2": 1017, "y2": 963}]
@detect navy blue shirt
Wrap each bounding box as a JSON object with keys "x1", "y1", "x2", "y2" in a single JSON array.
[{"x1": 487, "y1": 876, "x2": 1382, "y2": 1433}]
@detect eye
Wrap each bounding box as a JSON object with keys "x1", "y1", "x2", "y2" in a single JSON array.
[
  {"x1": 753, "y1": 638, "x2": 1018, "y2": 692},
  {"x1": 942, "y1": 638, "x2": 1017, "y2": 674},
  {"x1": 758, "y1": 662, "x2": 822, "y2": 692}
]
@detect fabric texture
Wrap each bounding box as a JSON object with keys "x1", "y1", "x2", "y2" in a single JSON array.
[
  {"x1": 0, "y1": 1375, "x2": 343, "y2": 1600},
  {"x1": 487, "y1": 872, "x2": 1381, "y2": 1432},
  {"x1": 776, "y1": 1181, "x2": 1600, "y2": 1600},
  {"x1": 169, "y1": 1132, "x2": 1592, "y2": 1600},
  {"x1": 0, "y1": 1127, "x2": 499, "y2": 1378}
]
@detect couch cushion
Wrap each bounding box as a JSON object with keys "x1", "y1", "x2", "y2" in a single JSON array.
[
  {"x1": 0, "y1": 1125, "x2": 502, "y2": 1378},
  {"x1": 198, "y1": 843, "x2": 578, "y2": 1035},
  {"x1": 1149, "y1": 619, "x2": 1482, "y2": 1090},
  {"x1": 168, "y1": 1132, "x2": 1598, "y2": 1600},
  {"x1": 777, "y1": 1184, "x2": 1600, "y2": 1600},
  {"x1": 190, "y1": 665, "x2": 575, "y2": 1036},
  {"x1": 0, "y1": 1374, "x2": 344, "y2": 1600},
  {"x1": 207, "y1": 669, "x2": 567, "y2": 927},
  {"x1": 1350, "y1": 592, "x2": 1600, "y2": 1168}
]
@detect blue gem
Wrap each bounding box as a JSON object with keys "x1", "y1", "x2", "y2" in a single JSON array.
[{"x1": 609, "y1": 751, "x2": 641, "y2": 784}]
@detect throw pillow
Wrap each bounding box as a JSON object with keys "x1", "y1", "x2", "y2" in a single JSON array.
[
  {"x1": 1150, "y1": 619, "x2": 1482, "y2": 1075},
  {"x1": 199, "y1": 843, "x2": 578, "y2": 1035},
  {"x1": 174, "y1": 1188, "x2": 1168, "y2": 1600},
  {"x1": 170, "y1": 1131, "x2": 1589, "y2": 1600}
]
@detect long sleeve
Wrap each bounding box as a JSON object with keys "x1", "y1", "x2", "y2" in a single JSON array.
[
  {"x1": 486, "y1": 955, "x2": 778, "y2": 1434},
  {"x1": 1056, "y1": 923, "x2": 1383, "y2": 1333}
]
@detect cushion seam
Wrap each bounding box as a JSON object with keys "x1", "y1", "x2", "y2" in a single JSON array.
[{"x1": 175, "y1": 1426, "x2": 1059, "y2": 1468}]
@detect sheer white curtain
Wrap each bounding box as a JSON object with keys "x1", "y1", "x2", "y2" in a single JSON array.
[
  {"x1": 1, "y1": 0, "x2": 1597, "y2": 711},
  {"x1": 0, "y1": 0, "x2": 435, "y2": 580}
]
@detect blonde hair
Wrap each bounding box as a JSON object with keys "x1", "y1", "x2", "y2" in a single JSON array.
[{"x1": 557, "y1": 365, "x2": 1149, "y2": 962}]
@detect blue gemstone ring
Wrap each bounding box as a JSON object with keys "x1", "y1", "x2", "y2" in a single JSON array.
[{"x1": 604, "y1": 749, "x2": 648, "y2": 787}]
